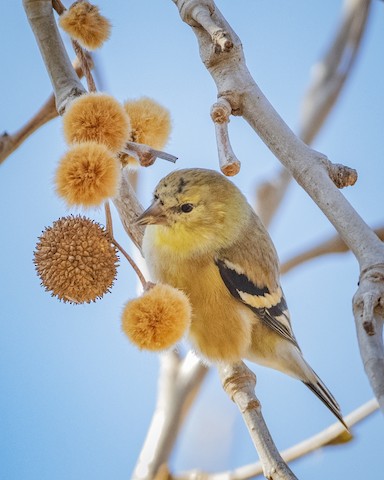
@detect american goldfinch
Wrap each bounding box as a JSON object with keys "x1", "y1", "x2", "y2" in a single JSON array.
[{"x1": 136, "y1": 168, "x2": 346, "y2": 428}]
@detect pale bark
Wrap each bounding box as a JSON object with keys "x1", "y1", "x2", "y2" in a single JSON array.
[
  {"x1": 211, "y1": 98, "x2": 240, "y2": 176},
  {"x1": 256, "y1": 0, "x2": 372, "y2": 227},
  {"x1": 133, "y1": 352, "x2": 207, "y2": 480},
  {"x1": 0, "y1": 58, "x2": 87, "y2": 165},
  {"x1": 219, "y1": 362, "x2": 297, "y2": 480},
  {"x1": 172, "y1": 0, "x2": 384, "y2": 414},
  {"x1": 280, "y1": 227, "x2": 384, "y2": 275},
  {"x1": 175, "y1": 398, "x2": 378, "y2": 480},
  {"x1": 23, "y1": 0, "x2": 86, "y2": 113}
]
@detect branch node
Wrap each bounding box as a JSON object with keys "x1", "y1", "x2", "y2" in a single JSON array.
[
  {"x1": 219, "y1": 362, "x2": 256, "y2": 401},
  {"x1": 363, "y1": 320, "x2": 375, "y2": 336},
  {"x1": 178, "y1": 0, "x2": 233, "y2": 53},
  {"x1": 326, "y1": 161, "x2": 358, "y2": 188}
]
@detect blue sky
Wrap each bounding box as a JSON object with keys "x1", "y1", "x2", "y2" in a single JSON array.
[{"x1": 0, "y1": 1, "x2": 383, "y2": 479}]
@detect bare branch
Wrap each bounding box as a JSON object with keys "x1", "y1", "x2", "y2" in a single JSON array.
[
  {"x1": 211, "y1": 99, "x2": 240, "y2": 176},
  {"x1": 175, "y1": 398, "x2": 378, "y2": 480},
  {"x1": 112, "y1": 168, "x2": 145, "y2": 253},
  {"x1": 219, "y1": 362, "x2": 297, "y2": 480},
  {"x1": 176, "y1": 0, "x2": 233, "y2": 53},
  {"x1": 353, "y1": 267, "x2": 384, "y2": 413},
  {"x1": 299, "y1": 0, "x2": 372, "y2": 144},
  {"x1": 0, "y1": 58, "x2": 87, "y2": 165},
  {"x1": 281, "y1": 227, "x2": 384, "y2": 275},
  {"x1": 23, "y1": 0, "x2": 86, "y2": 114},
  {"x1": 254, "y1": 168, "x2": 291, "y2": 224},
  {"x1": 123, "y1": 142, "x2": 178, "y2": 168},
  {"x1": 133, "y1": 352, "x2": 208, "y2": 480},
  {"x1": 256, "y1": 0, "x2": 371, "y2": 226},
  {"x1": 0, "y1": 95, "x2": 56, "y2": 166}
]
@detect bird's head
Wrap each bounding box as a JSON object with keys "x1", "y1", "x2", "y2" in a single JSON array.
[{"x1": 136, "y1": 168, "x2": 250, "y2": 252}]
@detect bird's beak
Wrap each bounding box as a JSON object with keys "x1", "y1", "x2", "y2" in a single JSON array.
[{"x1": 135, "y1": 200, "x2": 168, "y2": 226}]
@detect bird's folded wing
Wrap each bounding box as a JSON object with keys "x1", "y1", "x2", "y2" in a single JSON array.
[{"x1": 215, "y1": 257, "x2": 299, "y2": 349}]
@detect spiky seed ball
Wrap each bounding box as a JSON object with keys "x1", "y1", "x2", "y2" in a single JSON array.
[
  {"x1": 63, "y1": 93, "x2": 131, "y2": 153},
  {"x1": 55, "y1": 142, "x2": 119, "y2": 207},
  {"x1": 34, "y1": 215, "x2": 119, "y2": 304},
  {"x1": 121, "y1": 97, "x2": 171, "y2": 166},
  {"x1": 122, "y1": 283, "x2": 192, "y2": 351},
  {"x1": 59, "y1": 1, "x2": 111, "y2": 50}
]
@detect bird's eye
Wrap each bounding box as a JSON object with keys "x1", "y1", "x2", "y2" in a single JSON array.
[{"x1": 180, "y1": 203, "x2": 194, "y2": 213}]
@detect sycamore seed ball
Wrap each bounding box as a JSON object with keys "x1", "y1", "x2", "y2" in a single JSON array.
[
  {"x1": 122, "y1": 97, "x2": 171, "y2": 166},
  {"x1": 55, "y1": 142, "x2": 120, "y2": 208},
  {"x1": 63, "y1": 93, "x2": 131, "y2": 153},
  {"x1": 121, "y1": 283, "x2": 192, "y2": 351},
  {"x1": 34, "y1": 216, "x2": 119, "y2": 304},
  {"x1": 59, "y1": 1, "x2": 111, "y2": 50}
]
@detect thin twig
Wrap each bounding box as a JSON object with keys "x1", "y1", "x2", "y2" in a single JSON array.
[
  {"x1": 104, "y1": 201, "x2": 114, "y2": 238},
  {"x1": 52, "y1": 0, "x2": 66, "y2": 16},
  {"x1": 71, "y1": 39, "x2": 97, "y2": 92},
  {"x1": 280, "y1": 226, "x2": 384, "y2": 275},
  {"x1": 104, "y1": 199, "x2": 147, "y2": 289},
  {"x1": 112, "y1": 236, "x2": 147, "y2": 290},
  {"x1": 123, "y1": 142, "x2": 178, "y2": 167},
  {"x1": 0, "y1": 58, "x2": 86, "y2": 165}
]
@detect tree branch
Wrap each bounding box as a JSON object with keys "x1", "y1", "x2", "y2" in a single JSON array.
[
  {"x1": 280, "y1": 226, "x2": 384, "y2": 275},
  {"x1": 0, "y1": 58, "x2": 87, "y2": 165},
  {"x1": 218, "y1": 362, "x2": 297, "y2": 480},
  {"x1": 255, "y1": 0, "x2": 372, "y2": 226},
  {"x1": 211, "y1": 98, "x2": 240, "y2": 176},
  {"x1": 353, "y1": 267, "x2": 384, "y2": 412},
  {"x1": 174, "y1": 398, "x2": 378, "y2": 480},
  {"x1": 23, "y1": 0, "x2": 86, "y2": 114},
  {"x1": 172, "y1": 0, "x2": 384, "y2": 411},
  {"x1": 299, "y1": 0, "x2": 372, "y2": 144},
  {"x1": 112, "y1": 167, "x2": 145, "y2": 253},
  {"x1": 123, "y1": 142, "x2": 178, "y2": 168},
  {"x1": 132, "y1": 351, "x2": 208, "y2": 480}
]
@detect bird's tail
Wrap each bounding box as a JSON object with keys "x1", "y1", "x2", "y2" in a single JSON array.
[{"x1": 303, "y1": 368, "x2": 349, "y2": 431}]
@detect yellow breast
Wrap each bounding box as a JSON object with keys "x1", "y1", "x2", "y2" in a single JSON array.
[{"x1": 142, "y1": 225, "x2": 254, "y2": 362}]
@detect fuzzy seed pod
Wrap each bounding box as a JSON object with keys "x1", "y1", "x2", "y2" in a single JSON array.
[
  {"x1": 122, "y1": 283, "x2": 192, "y2": 351},
  {"x1": 63, "y1": 93, "x2": 131, "y2": 153},
  {"x1": 122, "y1": 97, "x2": 171, "y2": 166},
  {"x1": 34, "y1": 216, "x2": 119, "y2": 304},
  {"x1": 55, "y1": 142, "x2": 119, "y2": 207},
  {"x1": 59, "y1": 1, "x2": 111, "y2": 50}
]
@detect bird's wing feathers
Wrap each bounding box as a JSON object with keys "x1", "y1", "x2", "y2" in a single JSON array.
[{"x1": 215, "y1": 257, "x2": 299, "y2": 349}]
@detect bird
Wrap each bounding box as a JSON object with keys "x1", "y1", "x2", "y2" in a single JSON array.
[{"x1": 136, "y1": 167, "x2": 347, "y2": 428}]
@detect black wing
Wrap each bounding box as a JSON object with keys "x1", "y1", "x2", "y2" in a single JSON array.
[{"x1": 216, "y1": 258, "x2": 299, "y2": 349}]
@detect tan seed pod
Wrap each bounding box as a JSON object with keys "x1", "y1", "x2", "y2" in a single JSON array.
[
  {"x1": 121, "y1": 97, "x2": 171, "y2": 166},
  {"x1": 63, "y1": 93, "x2": 131, "y2": 153},
  {"x1": 59, "y1": 1, "x2": 111, "y2": 50},
  {"x1": 55, "y1": 142, "x2": 120, "y2": 208},
  {"x1": 34, "y1": 216, "x2": 119, "y2": 304},
  {"x1": 121, "y1": 283, "x2": 192, "y2": 351}
]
